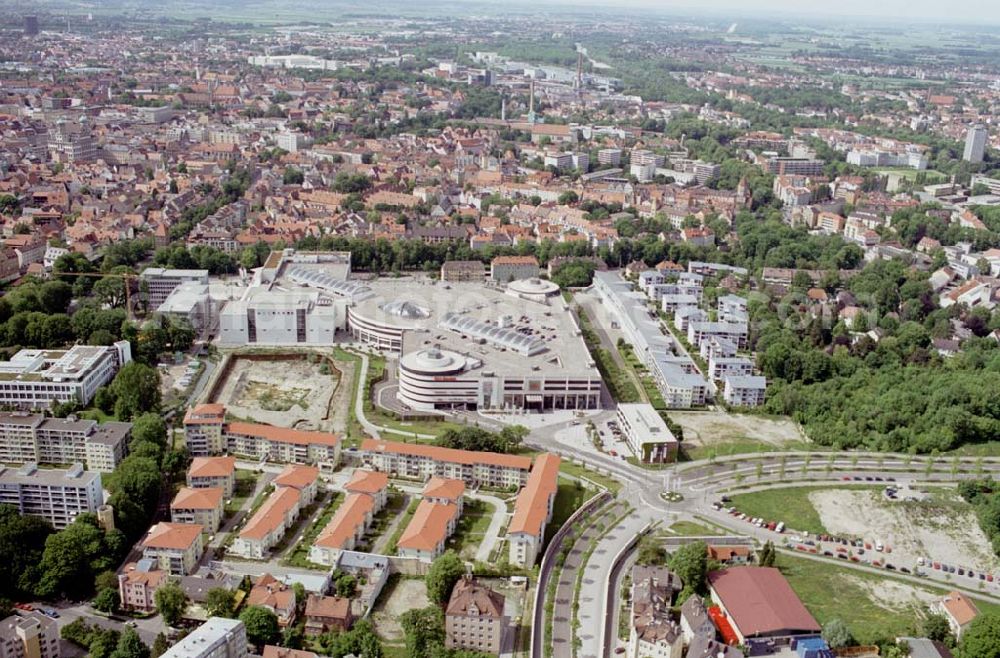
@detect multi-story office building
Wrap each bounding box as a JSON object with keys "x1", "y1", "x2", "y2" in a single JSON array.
[
  {"x1": 160, "y1": 618, "x2": 248, "y2": 658},
  {"x1": 617, "y1": 404, "x2": 678, "y2": 464},
  {"x1": 964, "y1": 124, "x2": 988, "y2": 163},
  {"x1": 140, "y1": 268, "x2": 210, "y2": 308},
  {"x1": 444, "y1": 577, "x2": 508, "y2": 654},
  {"x1": 0, "y1": 613, "x2": 60, "y2": 658},
  {"x1": 0, "y1": 463, "x2": 103, "y2": 529},
  {"x1": 508, "y1": 453, "x2": 560, "y2": 568},
  {"x1": 0, "y1": 342, "x2": 132, "y2": 410},
  {"x1": 361, "y1": 439, "x2": 532, "y2": 489},
  {"x1": 0, "y1": 413, "x2": 131, "y2": 472}
]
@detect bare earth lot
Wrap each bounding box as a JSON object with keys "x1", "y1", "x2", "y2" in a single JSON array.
[
  {"x1": 672, "y1": 410, "x2": 809, "y2": 452},
  {"x1": 370, "y1": 577, "x2": 430, "y2": 641},
  {"x1": 212, "y1": 356, "x2": 341, "y2": 429},
  {"x1": 810, "y1": 488, "x2": 999, "y2": 572}
]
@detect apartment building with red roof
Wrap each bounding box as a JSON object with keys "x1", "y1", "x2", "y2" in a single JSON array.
[
  {"x1": 508, "y1": 453, "x2": 561, "y2": 567},
  {"x1": 360, "y1": 438, "x2": 531, "y2": 489},
  {"x1": 186, "y1": 455, "x2": 237, "y2": 497},
  {"x1": 141, "y1": 522, "x2": 205, "y2": 575},
  {"x1": 309, "y1": 469, "x2": 389, "y2": 566},
  {"x1": 170, "y1": 487, "x2": 225, "y2": 533},
  {"x1": 231, "y1": 486, "x2": 304, "y2": 560}
]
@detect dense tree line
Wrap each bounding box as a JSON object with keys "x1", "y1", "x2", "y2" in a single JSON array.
[{"x1": 434, "y1": 426, "x2": 527, "y2": 455}]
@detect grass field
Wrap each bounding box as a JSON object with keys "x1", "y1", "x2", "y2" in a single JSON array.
[
  {"x1": 778, "y1": 553, "x2": 923, "y2": 643},
  {"x1": 666, "y1": 521, "x2": 721, "y2": 536},
  {"x1": 226, "y1": 470, "x2": 258, "y2": 516},
  {"x1": 682, "y1": 437, "x2": 816, "y2": 461},
  {"x1": 545, "y1": 479, "x2": 593, "y2": 545},
  {"x1": 451, "y1": 499, "x2": 493, "y2": 559},
  {"x1": 728, "y1": 485, "x2": 887, "y2": 536},
  {"x1": 559, "y1": 460, "x2": 622, "y2": 492}
]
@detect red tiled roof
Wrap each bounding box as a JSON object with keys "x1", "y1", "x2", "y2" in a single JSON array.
[
  {"x1": 361, "y1": 438, "x2": 531, "y2": 470},
  {"x1": 707, "y1": 567, "x2": 820, "y2": 638}
]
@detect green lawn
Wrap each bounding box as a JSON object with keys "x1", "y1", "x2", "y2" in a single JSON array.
[
  {"x1": 544, "y1": 479, "x2": 593, "y2": 545},
  {"x1": 283, "y1": 493, "x2": 343, "y2": 569},
  {"x1": 558, "y1": 460, "x2": 622, "y2": 493},
  {"x1": 386, "y1": 498, "x2": 420, "y2": 555},
  {"x1": 225, "y1": 469, "x2": 258, "y2": 516},
  {"x1": 361, "y1": 491, "x2": 407, "y2": 549},
  {"x1": 682, "y1": 437, "x2": 817, "y2": 461},
  {"x1": 778, "y1": 553, "x2": 947, "y2": 643},
  {"x1": 450, "y1": 499, "x2": 493, "y2": 559},
  {"x1": 666, "y1": 521, "x2": 721, "y2": 536},
  {"x1": 729, "y1": 485, "x2": 883, "y2": 536}
]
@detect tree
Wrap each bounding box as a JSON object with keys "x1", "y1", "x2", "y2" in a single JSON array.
[
  {"x1": 94, "y1": 277, "x2": 127, "y2": 308},
  {"x1": 240, "y1": 606, "x2": 280, "y2": 649},
  {"x1": 36, "y1": 515, "x2": 118, "y2": 600},
  {"x1": 0, "y1": 504, "x2": 52, "y2": 600},
  {"x1": 151, "y1": 634, "x2": 169, "y2": 658},
  {"x1": 93, "y1": 587, "x2": 120, "y2": 614},
  {"x1": 823, "y1": 619, "x2": 855, "y2": 649},
  {"x1": 154, "y1": 582, "x2": 189, "y2": 627},
  {"x1": 635, "y1": 535, "x2": 668, "y2": 566},
  {"x1": 757, "y1": 541, "x2": 776, "y2": 567},
  {"x1": 669, "y1": 541, "x2": 708, "y2": 600},
  {"x1": 111, "y1": 628, "x2": 151, "y2": 658},
  {"x1": 425, "y1": 551, "x2": 465, "y2": 605},
  {"x1": 283, "y1": 167, "x2": 304, "y2": 186},
  {"x1": 557, "y1": 190, "x2": 579, "y2": 205},
  {"x1": 399, "y1": 606, "x2": 445, "y2": 658},
  {"x1": 205, "y1": 587, "x2": 237, "y2": 618},
  {"x1": 958, "y1": 613, "x2": 1000, "y2": 658},
  {"x1": 131, "y1": 413, "x2": 168, "y2": 448},
  {"x1": 923, "y1": 613, "x2": 953, "y2": 644},
  {"x1": 111, "y1": 362, "x2": 161, "y2": 420}
]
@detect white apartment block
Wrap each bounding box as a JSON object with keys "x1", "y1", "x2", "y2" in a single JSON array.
[
  {"x1": 708, "y1": 356, "x2": 754, "y2": 381},
  {"x1": 723, "y1": 375, "x2": 767, "y2": 407},
  {"x1": 217, "y1": 290, "x2": 347, "y2": 347},
  {"x1": 0, "y1": 463, "x2": 103, "y2": 529},
  {"x1": 687, "y1": 321, "x2": 749, "y2": 349},
  {"x1": 0, "y1": 413, "x2": 131, "y2": 473},
  {"x1": 160, "y1": 618, "x2": 248, "y2": 658}
]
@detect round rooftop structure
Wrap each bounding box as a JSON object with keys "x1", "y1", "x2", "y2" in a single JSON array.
[
  {"x1": 506, "y1": 277, "x2": 560, "y2": 298},
  {"x1": 380, "y1": 300, "x2": 431, "y2": 319},
  {"x1": 399, "y1": 347, "x2": 466, "y2": 376}
]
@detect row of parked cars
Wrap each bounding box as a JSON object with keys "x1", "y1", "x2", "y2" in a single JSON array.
[
  {"x1": 15, "y1": 603, "x2": 59, "y2": 618},
  {"x1": 717, "y1": 497, "x2": 1000, "y2": 586}
]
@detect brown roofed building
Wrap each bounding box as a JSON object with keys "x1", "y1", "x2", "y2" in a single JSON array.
[
  {"x1": 187, "y1": 456, "x2": 237, "y2": 497},
  {"x1": 445, "y1": 576, "x2": 507, "y2": 654},
  {"x1": 184, "y1": 404, "x2": 227, "y2": 455},
  {"x1": 440, "y1": 260, "x2": 486, "y2": 283},
  {"x1": 248, "y1": 574, "x2": 297, "y2": 627},
  {"x1": 170, "y1": 487, "x2": 225, "y2": 533},
  {"x1": 231, "y1": 487, "x2": 302, "y2": 560},
  {"x1": 937, "y1": 591, "x2": 979, "y2": 639},
  {"x1": 491, "y1": 255, "x2": 540, "y2": 283},
  {"x1": 118, "y1": 560, "x2": 169, "y2": 613},
  {"x1": 422, "y1": 477, "x2": 465, "y2": 512},
  {"x1": 141, "y1": 522, "x2": 204, "y2": 575},
  {"x1": 273, "y1": 464, "x2": 320, "y2": 506},
  {"x1": 707, "y1": 567, "x2": 820, "y2": 642},
  {"x1": 304, "y1": 594, "x2": 354, "y2": 636},
  {"x1": 396, "y1": 499, "x2": 460, "y2": 562},
  {"x1": 361, "y1": 439, "x2": 531, "y2": 489}
]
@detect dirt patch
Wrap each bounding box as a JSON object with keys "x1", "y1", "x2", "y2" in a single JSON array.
[
  {"x1": 810, "y1": 488, "x2": 999, "y2": 572},
  {"x1": 371, "y1": 577, "x2": 430, "y2": 641},
  {"x1": 673, "y1": 410, "x2": 807, "y2": 449},
  {"x1": 843, "y1": 574, "x2": 938, "y2": 612},
  {"x1": 211, "y1": 355, "x2": 341, "y2": 429}
]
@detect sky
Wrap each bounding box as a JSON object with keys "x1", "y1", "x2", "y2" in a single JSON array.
[{"x1": 530, "y1": 0, "x2": 1000, "y2": 26}]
